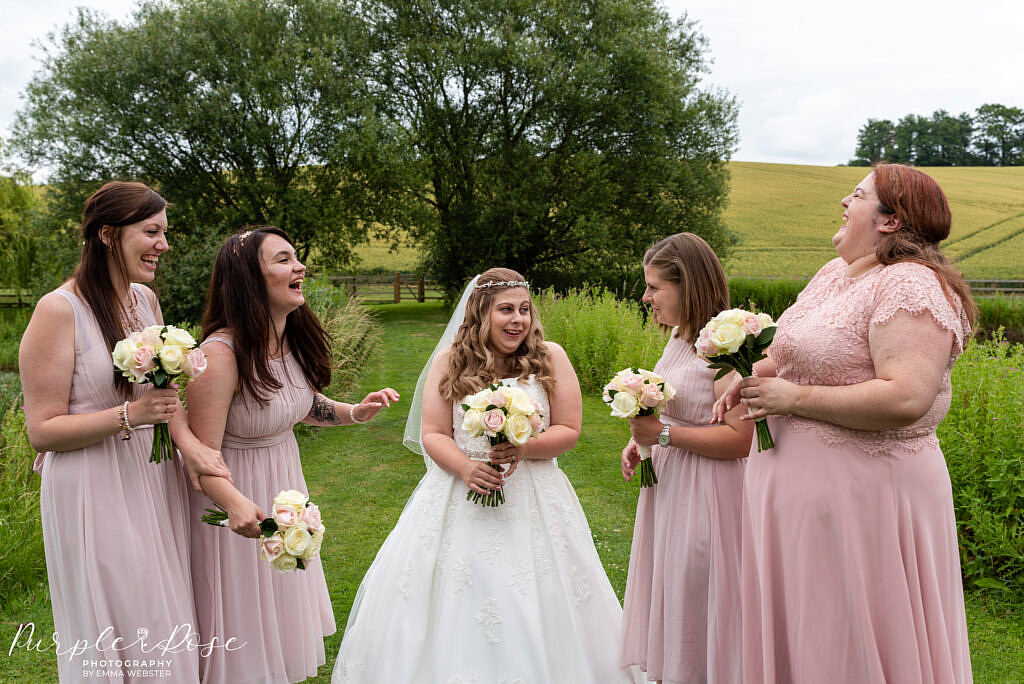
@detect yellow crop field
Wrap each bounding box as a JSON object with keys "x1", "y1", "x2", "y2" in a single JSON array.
[
  {"x1": 723, "y1": 162, "x2": 1024, "y2": 279},
  {"x1": 350, "y1": 162, "x2": 1024, "y2": 279}
]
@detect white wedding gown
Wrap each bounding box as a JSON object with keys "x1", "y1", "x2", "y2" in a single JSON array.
[{"x1": 333, "y1": 376, "x2": 641, "y2": 683}]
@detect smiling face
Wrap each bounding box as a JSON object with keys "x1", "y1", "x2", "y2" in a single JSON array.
[
  {"x1": 486, "y1": 288, "x2": 532, "y2": 357},
  {"x1": 105, "y1": 208, "x2": 169, "y2": 286},
  {"x1": 835, "y1": 172, "x2": 896, "y2": 265},
  {"x1": 259, "y1": 234, "x2": 306, "y2": 317},
  {"x1": 641, "y1": 263, "x2": 682, "y2": 327}
]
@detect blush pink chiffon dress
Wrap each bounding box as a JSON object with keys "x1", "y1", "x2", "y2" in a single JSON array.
[
  {"x1": 35, "y1": 284, "x2": 200, "y2": 683},
  {"x1": 187, "y1": 338, "x2": 335, "y2": 684},
  {"x1": 742, "y1": 259, "x2": 973, "y2": 683},
  {"x1": 619, "y1": 332, "x2": 746, "y2": 684}
]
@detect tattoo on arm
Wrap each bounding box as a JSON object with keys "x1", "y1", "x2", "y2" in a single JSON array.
[{"x1": 309, "y1": 394, "x2": 341, "y2": 425}]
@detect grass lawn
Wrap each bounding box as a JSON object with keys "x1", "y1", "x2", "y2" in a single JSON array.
[{"x1": 2, "y1": 301, "x2": 1022, "y2": 681}]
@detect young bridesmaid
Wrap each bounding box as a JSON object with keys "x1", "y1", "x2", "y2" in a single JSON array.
[{"x1": 619, "y1": 233, "x2": 753, "y2": 684}]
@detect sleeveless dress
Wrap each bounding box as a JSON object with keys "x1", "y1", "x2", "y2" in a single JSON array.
[
  {"x1": 187, "y1": 338, "x2": 336, "y2": 684},
  {"x1": 741, "y1": 259, "x2": 973, "y2": 683},
  {"x1": 619, "y1": 333, "x2": 745, "y2": 684},
  {"x1": 333, "y1": 376, "x2": 641, "y2": 684},
  {"x1": 35, "y1": 284, "x2": 200, "y2": 683}
]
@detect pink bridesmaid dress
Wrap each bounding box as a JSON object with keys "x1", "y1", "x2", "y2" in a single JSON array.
[
  {"x1": 188, "y1": 338, "x2": 335, "y2": 684},
  {"x1": 36, "y1": 284, "x2": 200, "y2": 683},
  {"x1": 619, "y1": 332, "x2": 746, "y2": 683},
  {"x1": 742, "y1": 259, "x2": 973, "y2": 683}
]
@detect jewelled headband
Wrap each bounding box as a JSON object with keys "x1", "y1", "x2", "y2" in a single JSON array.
[
  {"x1": 475, "y1": 280, "x2": 529, "y2": 289},
  {"x1": 230, "y1": 230, "x2": 254, "y2": 256}
]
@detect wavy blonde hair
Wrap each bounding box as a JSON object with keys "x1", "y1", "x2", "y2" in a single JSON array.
[{"x1": 439, "y1": 268, "x2": 555, "y2": 402}]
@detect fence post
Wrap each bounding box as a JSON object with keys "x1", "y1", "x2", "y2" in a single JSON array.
[
  {"x1": 394, "y1": 272, "x2": 401, "y2": 303},
  {"x1": 417, "y1": 275, "x2": 425, "y2": 303}
]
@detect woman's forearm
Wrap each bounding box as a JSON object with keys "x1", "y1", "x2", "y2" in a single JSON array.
[
  {"x1": 29, "y1": 405, "x2": 130, "y2": 453},
  {"x1": 522, "y1": 425, "x2": 579, "y2": 461},
  {"x1": 667, "y1": 424, "x2": 751, "y2": 460},
  {"x1": 791, "y1": 379, "x2": 933, "y2": 430}
]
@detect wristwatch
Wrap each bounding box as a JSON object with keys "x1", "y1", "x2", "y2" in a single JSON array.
[{"x1": 657, "y1": 423, "x2": 671, "y2": 447}]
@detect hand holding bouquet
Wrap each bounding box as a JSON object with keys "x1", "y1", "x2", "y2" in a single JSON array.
[
  {"x1": 460, "y1": 382, "x2": 544, "y2": 506},
  {"x1": 201, "y1": 490, "x2": 326, "y2": 573},
  {"x1": 111, "y1": 324, "x2": 207, "y2": 463},
  {"x1": 602, "y1": 368, "x2": 676, "y2": 487},
  {"x1": 695, "y1": 309, "x2": 777, "y2": 451}
]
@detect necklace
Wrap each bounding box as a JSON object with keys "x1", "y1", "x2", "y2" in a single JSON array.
[{"x1": 121, "y1": 289, "x2": 142, "y2": 332}]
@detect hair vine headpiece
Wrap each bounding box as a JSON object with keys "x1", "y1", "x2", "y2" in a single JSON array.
[
  {"x1": 231, "y1": 230, "x2": 254, "y2": 256},
  {"x1": 474, "y1": 280, "x2": 529, "y2": 290}
]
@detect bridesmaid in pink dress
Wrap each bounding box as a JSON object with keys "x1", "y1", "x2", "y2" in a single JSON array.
[
  {"x1": 20, "y1": 181, "x2": 230, "y2": 683},
  {"x1": 185, "y1": 226, "x2": 399, "y2": 683},
  {"x1": 619, "y1": 233, "x2": 754, "y2": 684},
  {"x1": 719, "y1": 164, "x2": 975, "y2": 683}
]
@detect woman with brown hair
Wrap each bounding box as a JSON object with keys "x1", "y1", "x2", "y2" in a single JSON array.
[
  {"x1": 333, "y1": 268, "x2": 640, "y2": 683},
  {"x1": 716, "y1": 164, "x2": 974, "y2": 682},
  {"x1": 186, "y1": 226, "x2": 398, "y2": 683},
  {"x1": 619, "y1": 233, "x2": 753, "y2": 684},
  {"x1": 20, "y1": 181, "x2": 229, "y2": 682}
]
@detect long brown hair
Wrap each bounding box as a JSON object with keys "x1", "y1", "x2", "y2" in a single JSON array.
[
  {"x1": 439, "y1": 268, "x2": 555, "y2": 402},
  {"x1": 872, "y1": 163, "x2": 978, "y2": 327},
  {"x1": 73, "y1": 181, "x2": 167, "y2": 398},
  {"x1": 643, "y1": 233, "x2": 730, "y2": 342},
  {"x1": 201, "y1": 226, "x2": 331, "y2": 403}
]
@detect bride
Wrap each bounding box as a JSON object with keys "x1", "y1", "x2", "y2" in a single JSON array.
[{"x1": 333, "y1": 268, "x2": 640, "y2": 683}]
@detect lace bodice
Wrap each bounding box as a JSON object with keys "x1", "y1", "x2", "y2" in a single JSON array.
[
  {"x1": 452, "y1": 376, "x2": 552, "y2": 458},
  {"x1": 771, "y1": 258, "x2": 971, "y2": 455}
]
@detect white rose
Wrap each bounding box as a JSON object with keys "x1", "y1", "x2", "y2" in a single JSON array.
[
  {"x1": 283, "y1": 525, "x2": 312, "y2": 556},
  {"x1": 162, "y1": 325, "x2": 196, "y2": 348},
  {"x1": 157, "y1": 345, "x2": 185, "y2": 375},
  {"x1": 271, "y1": 553, "x2": 298, "y2": 573},
  {"x1": 709, "y1": 321, "x2": 746, "y2": 354},
  {"x1": 503, "y1": 413, "x2": 533, "y2": 446},
  {"x1": 467, "y1": 390, "x2": 491, "y2": 411},
  {"x1": 757, "y1": 312, "x2": 776, "y2": 329},
  {"x1": 609, "y1": 391, "x2": 640, "y2": 419},
  {"x1": 273, "y1": 490, "x2": 309, "y2": 509},
  {"x1": 111, "y1": 338, "x2": 137, "y2": 372},
  {"x1": 662, "y1": 381, "x2": 677, "y2": 402},
  {"x1": 302, "y1": 525, "x2": 325, "y2": 561},
  {"x1": 461, "y1": 408, "x2": 485, "y2": 438},
  {"x1": 507, "y1": 388, "x2": 536, "y2": 416}
]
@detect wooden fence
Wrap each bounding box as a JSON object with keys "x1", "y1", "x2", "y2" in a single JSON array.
[{"x1": 328, "y1": 273, "x2": 444, "y2": 304}]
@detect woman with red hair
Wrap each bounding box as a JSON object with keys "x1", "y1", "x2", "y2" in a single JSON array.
[{"x1": 717, "y1": 164, "x2": 974, "y2": 682}]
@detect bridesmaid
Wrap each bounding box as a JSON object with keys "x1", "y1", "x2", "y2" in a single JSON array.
[
  {"x1": 20, "y1": 181, "x2": 229, "y2": 683},
  {"x1": 186, "y1": 226, "x2": 398, "y2": 683},
  {"x1": 619, "y1": 233, "x2": 753, "y2": 684}
]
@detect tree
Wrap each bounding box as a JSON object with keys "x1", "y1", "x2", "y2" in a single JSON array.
[
  {"x1": 360, "y1": 0, "x2": 738, "y2": 300},
  {"x1": 973, "y1": 103, "x2": 1024, "y2": 166},
  {"x1": 850, "y1": 119, "x2": 896, "y2": 166},
  {"x1": 0, "y1": 150, "x2": 39, "y2": 292},
  {"x1": 12, "y1": 0, "x2": 381, "y2": 321}
]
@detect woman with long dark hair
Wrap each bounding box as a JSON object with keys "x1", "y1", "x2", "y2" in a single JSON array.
[
  {"x1": 186, "y1": 226, "x2": 398, "y2": 683},
  {"x1": 20, "y1": 181, "x2": 229, "y2": 683},
  {"x1": 716, "y1": 163, "x2": 974, "y2": 682}
]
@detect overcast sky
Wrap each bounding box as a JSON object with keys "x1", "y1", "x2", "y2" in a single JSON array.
[{"x1": 2, "y1": 0, "x2": 1022, "y2": 170}]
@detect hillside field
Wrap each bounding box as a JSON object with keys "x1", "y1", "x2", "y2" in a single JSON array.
[{"x1": 352, "y1": 162, "x2": 1024, "y2": 280}]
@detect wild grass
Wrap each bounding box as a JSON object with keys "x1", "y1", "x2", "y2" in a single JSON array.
[{"x1": 0, "y1": 309, "x2": 30, "y2": 372}]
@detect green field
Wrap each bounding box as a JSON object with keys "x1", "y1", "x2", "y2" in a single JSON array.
[{"x1": 352, "y1": 163, "x2": 1024, "y2": 280}]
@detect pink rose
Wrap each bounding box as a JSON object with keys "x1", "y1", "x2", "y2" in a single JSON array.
[
  {"x1": 640, "y1": 383, "x2": 664, "y2": 408},
  {"x1": 528, "y1": 413, "x2": 543, "y2": 432},
  {"x1": 621, "y1": 373, "x2": 644, "y2": 393},
  {"x1": 741, "y1": 315, "x2": 762, "y2": 336},
  {"x1": 182, "y1": 348, "x2": 207, "y2": 379},
  {"x1": 138, "y1": 330, "x2": 163, "y2": 347},
  {"x1": 130, "y1": 346, "x2": 157, "y2": 380},
  {"x1": 274, "y1": 505, "x2": 300, "y2": 527},
  {"x1": 300, "y1": 503, "x2": 322, "y2": 530},
  {"x1": 482, "y1": 408, "x2": 506, "y2": 434},
  {"x1": 488, "y1": 390, "x2": 508, "y2": 408},
  {"x1": 261, "y1": 534, "x2": 285, "y2": 562}
]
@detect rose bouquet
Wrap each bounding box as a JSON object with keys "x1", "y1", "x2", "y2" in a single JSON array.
[
  {"x1": 460, "y1": 382, "x2": 544, "y2": 506},
  {"x1": 602, "y1": 368, "x2": 676, "y2": 487},
  {"x1": 111, "y1": 324, "x2": 207, "y2": 463},
  {"x1": 201, "y1": 489, "x2": 325, "y2": 573},
  {"x1": 695, "y1": 308, "x2": 777, "y2": 451}
]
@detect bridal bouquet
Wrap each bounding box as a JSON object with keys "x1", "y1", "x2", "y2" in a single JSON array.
[
  {"x1": 460, "y1": 382, "x2": 544, "y2": 506},
  {"x1": 602, "y1": 368, "x2": 676, "y2": 487},
  {"x1": 695, "y1": 308, "x2": 777, "y2": 451},
  {"x1": 111, "y1": 324, "x2": 207, "y2": 463},
  {"x1": 201, "y1": 490, "x2": 326, "y2": 573}
]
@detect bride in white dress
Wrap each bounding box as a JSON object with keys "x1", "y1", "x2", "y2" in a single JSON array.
[{"x1": 333, "y1": 268, "x2": 640, "y2": 683}]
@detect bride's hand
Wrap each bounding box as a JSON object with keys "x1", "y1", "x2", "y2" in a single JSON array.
[
  {"x1": 488, "y1": 441, "x2": 524, "y2": 478},
  {"x1": 352, "y1": 387, "x2": 401, "y2": 423},
  {"x1": 711, "y1": 374, "x2": 744, "y2": 423},
  {"x1": 460, "y1": 459, "x2": 506, "y2": 496}
]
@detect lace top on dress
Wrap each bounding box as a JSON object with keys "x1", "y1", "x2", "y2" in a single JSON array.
[{"x1": 770, "y1": 258, "x2": 971, "y2": 455}]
